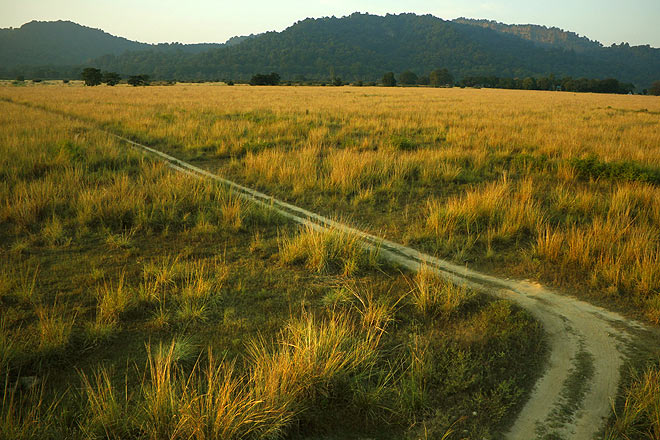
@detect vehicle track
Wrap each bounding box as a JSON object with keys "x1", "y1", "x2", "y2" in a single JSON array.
[
  {"x1": 111, "y1": 133, "x2": 650, "y2": 439},
  {"x1": 0, "y1": 95, "x2": 650, "y2": 439}
]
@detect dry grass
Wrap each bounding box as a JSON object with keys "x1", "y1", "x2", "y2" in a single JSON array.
[
  {"x1": 409, "y1": 264, "x2": 473, "y2": 318},
  {"x1": 3, "y1": 85, "x2": 658, "y2": 316},
  {"x1": 96, "y1": 274, "x2": 133, "y2": 326},
  {"x1": 279, "y1": 222, "x2": 381, "y2": 276},
  {"x1": 75, "y1": 309, "x2": 388, "y2": 440},
  {"x1": 0, "y1": 85, "x2": 580, "y2": 438},
  {"x1": 607, "y1": 363, "x2": 660, "y2": 440}
]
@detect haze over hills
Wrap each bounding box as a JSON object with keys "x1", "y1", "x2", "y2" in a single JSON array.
[{"x1": 1, "y1": 13, "x2": 659, "y2": 89}]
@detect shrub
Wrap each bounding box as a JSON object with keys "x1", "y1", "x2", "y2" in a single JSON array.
[
  {"x1": 570, "y1": 156, "x2": 660, "y2": 185},
  {"x1": 249, "y1": 73, "x2": 280, "y2": 86}
]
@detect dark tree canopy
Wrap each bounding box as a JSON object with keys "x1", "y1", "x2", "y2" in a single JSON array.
[
  {"x1": 649, "y1": 81, "x2": 660, "y2": 96},
  {"x1": 249, "y1": 72, "x2": 280, "y2": 85},
  {"x1": 382, "y1": 72, "x2": 396, "y2": 87},
  {"x1": 81, "y1": 67, "x2": 102, "y2": 86},
  {"x1": 399, "y1": 70, "x2": 418, "y2": 85},
  {"x1": 102, "y1": 71, "x2": 121, "y2": 86},
  {"x1": 458, "y1": 74, "x2": 634, "y2": 94},
  {"x1": 127, "y1": 74, "x2": 150, "y2": 86},
  {"x1": 429, "y1": 69, "x2": 453, "y2": 87},
  {"x1": 522, "y1": 77, "x2": 537, "y2": 90},
  {"x1": 4, "y1": 15, "x2": 660, "y2": 90}
]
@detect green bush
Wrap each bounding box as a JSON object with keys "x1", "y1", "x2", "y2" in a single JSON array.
[{"x1": 570, "y1": 155, "x2": 660, "y2": 185}]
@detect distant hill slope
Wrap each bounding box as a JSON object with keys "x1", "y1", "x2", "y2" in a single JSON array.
[
  {"x1": 0, "y1": 20, "x2": 149, "y2": 66},
  {"x1": 1, "y1": 14, "x2": 659, "y2": 89},
  {"x1": 453, "y1": 18, "x2": 602, "y2": 52},
  {"x1": 0, "y1": 20, "x2": 224, "y2": 67},
  {"x1": 90, "y1": 13, "x2": 659, "y2": 88}
]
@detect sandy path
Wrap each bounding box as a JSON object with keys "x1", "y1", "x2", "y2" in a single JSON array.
[
  {"x1": 110, "y1": 133, "x2": 652, "y2": 439},
  {"x1": 4, "y1": 95, "x2": 653, "y2": 437}
]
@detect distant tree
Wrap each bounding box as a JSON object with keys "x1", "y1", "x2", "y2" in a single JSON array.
[
  {"x1": 399, "y1": 70, "x2": 418, "y2": 85},
  {"x1": 429, "y1": 69, "x2": 453, "y2": 87},
  {"x1": 498, "y1": 77, "x2": 517, "y2": 89},
  {"x1": 127, "y1": 74, "x2": 150, "y2": 86},
  {"x1": 382, "y1": 72, "x2": 396, "y2": 87},
  {"x1": 597, "y1": 78, "x2": 622, "y2": 94},
  {"x1": 332, "y1": 76, "x2": 343, "y2": 86},
  {"x1": 81, "y1": 67, "x2": 102, "y2": 86},
  {"x1": 536, "y1": 76, "x2": 552, "y2": 90},
  {"x1": 15, "y1": 75, "x2": 24, "y2": 82},
  {"x1": 102, "y1": 71, "x2": 121, "y2": 86},
  {"x1": 249, "y1": 72, "x2": 280, "y2": 85},
  {"x1": 418, "y1": 75, "x2": 430, "y2": 86},
  {"x1": 649, "y1": 81, "x2": 660, "y2": 96},
  {"x1": 226, "y1": 80, "x2": 234, "y2": 86},
  {"x1": 522, "y1": 77, "x2": 537, "y2": 90}
]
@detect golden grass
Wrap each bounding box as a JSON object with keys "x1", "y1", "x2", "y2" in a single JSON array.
[
  {"x1": 0, "y1": 85, "x2": 615, "y2": 437},
  {"x1": 3, "y1": 85, "x2": 658, "y2": 316},
  {"x1": 607, "y1": 363, "x2": 660, "y2": 439},
  {"x1": 410, "y1": 264, "x2": 473, "y2": 318},
  {"x1": 279, "y1": 223, "x2": 381, "y2": 276},
  {"x1": 76, "y1": 309, "x2": 389, "y2": 440}
]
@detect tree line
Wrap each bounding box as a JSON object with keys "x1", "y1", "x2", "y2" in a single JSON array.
[
  {"x1": 458, "y1": 74, "x2": 637, "y2": 94},
  {"x1": 76, "y1": 66, "x2": 660, "y2": 96},
  {"x1": 3, "y1": 14, "x2": 660, "y2": 90},
  {"x1": 81, "y1": 67, "x2": 150, "y2": 86}
]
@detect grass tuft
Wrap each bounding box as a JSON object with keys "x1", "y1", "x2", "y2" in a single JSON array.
[
  {"x1": 409, "y1": 264, "x2": 473, "y2": 318},
  {"x1": 279, "y1": 223, "x2": 380, "y2": 276}
]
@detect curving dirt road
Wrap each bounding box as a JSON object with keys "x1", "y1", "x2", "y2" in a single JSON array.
[
  {"x1": 4, "y1": 95, "x2": 655, "y2": 437},
  {"x1": 111, "y1": 133, "x2": 657, "y2": 439}
]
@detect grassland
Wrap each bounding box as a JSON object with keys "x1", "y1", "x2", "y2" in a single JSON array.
[
  {"x1": 3, "y1": 84, "x2": 659, "y2": 322},
  {"x1": 0, "y1": 95, "x2": 547, "y2": 438}
]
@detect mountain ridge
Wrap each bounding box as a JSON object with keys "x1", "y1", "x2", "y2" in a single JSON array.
[{"x1": 1, "y1": 14, "x2": 658, "y2": 89}]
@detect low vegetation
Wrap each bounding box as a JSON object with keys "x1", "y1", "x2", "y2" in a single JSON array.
[
  {"x1": 0, "y1": 98, "x2": 545, "y2": 437},
  {"x1": 2, "y1": 85, "x2": 658, "y2": 322},
  {"x1": 607, "y1": 361, "x2": 660, "y2": 440}
]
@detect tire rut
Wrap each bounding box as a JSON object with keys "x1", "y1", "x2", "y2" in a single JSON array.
[
  {"x1": 111, "y1": 132, "x2": 648, "y2": 439},
  {"x1": 1, "y1": 95, "x2": 650, "y2": 440}
]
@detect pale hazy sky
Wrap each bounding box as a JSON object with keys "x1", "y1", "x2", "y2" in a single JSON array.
[{"x1": 1, "y1": 0, "x2": 659, "y2": 47}]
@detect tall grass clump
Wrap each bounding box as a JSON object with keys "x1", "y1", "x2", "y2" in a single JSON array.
[
  {"x1": 1, "y1": 377, "x2": 61, "y2": 440},
  {"x1": 279, "y1": 223, "x2": 380, "y2": 276},
  {"x1": 76, "y1": 309, "x2": 388, "y2": 440},
  {"x1": 35, "y1": 305, "x2": 74, "y2": 355},
  {"x1": 607, "y1": 363, "x2": 660, "y2": 439},
  {"x1": 96, "y1": 274, "x2": 133, "y2": 327},
  {"x1": 0, "y1": 318, "x2": 17, "y2": 373},
  {"x1": 245, "y1": 311, "x2": 383, "y2": 429},
  {"x1": 409, "y1": 264, "x2": 473, "y2": 318},
  {"x1": 79, "y1": 368, "x2": 134, "y2": 439},
  {"x1": 176, "y1": 356, "x2": 273, "y2": 440}
]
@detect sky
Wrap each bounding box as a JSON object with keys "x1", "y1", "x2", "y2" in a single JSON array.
[{"x1": 1, "y1": 0, "x2": 659, "y2": 47}]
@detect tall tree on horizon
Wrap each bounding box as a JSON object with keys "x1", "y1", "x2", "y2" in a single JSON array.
[{"x1": 81, "y1": 67, "x2": 102, "y2": 86}]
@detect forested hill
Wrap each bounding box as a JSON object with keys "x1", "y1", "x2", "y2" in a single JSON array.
[
  {"x1": 0, "y1": 20, "x2": 224, "y2": 67},
  {"x1": 2, "y1": 14, "x2": 659, "y2": 89},
  {"x1": 0, "y1": 21, "x2": 149, "y2": 66},
  {"x1": 453, "y1": 18, "x2": 603, "y2": 52}
]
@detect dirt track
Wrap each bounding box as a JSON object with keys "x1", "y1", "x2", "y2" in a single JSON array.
[
  {"x1": 111, "y1": 133, "x2": 656, "y2": 439},
  {"x1": 0, "y1": 113, "x2": 619, "y2": 437}
]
